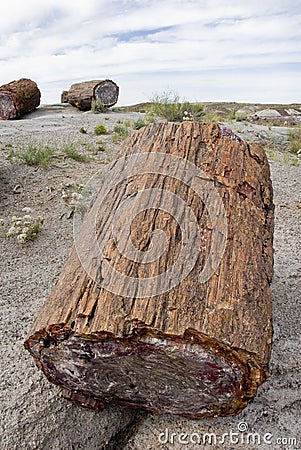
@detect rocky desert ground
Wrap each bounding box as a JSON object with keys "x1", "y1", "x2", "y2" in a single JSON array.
[{"x1": 0, "y1": 103, "x2": 300, "y2": 449}]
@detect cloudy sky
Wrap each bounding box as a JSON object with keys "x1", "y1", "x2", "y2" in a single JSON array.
[{"x1": 0, "y1": 0, "x2": 300, "y2": 105}]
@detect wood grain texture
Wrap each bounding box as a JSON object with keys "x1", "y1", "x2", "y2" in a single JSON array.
[
  {"x1": 25, "y1": 121, "x2": 274, "y2": 418},
  {"x1": 0, "y1": 78, "x2": 41, "y2": 120}
]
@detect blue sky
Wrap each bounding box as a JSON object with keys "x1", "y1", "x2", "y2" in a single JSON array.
[{"x1": 0, "y1": 0, "x2": 300, "y2": 105}]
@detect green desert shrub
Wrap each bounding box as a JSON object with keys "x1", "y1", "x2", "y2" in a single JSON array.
[
  {"x1": 226, "y1": 109, "x2": 247, "y2": 122},
  {"x1": 203, "y1": 112, "x2": 223, "y2": 123},
  {"x1": 150, "y1": 90, "x2": 204, "y2": 122},
  {"x1": 113, "y1": 125, "x2": 129, "y2": 142},
  {"x1": 227, "y1": 108, "x2": 237, "y2": 121},
  {"x1": 91, "y1": 99, "x2": 107, "y2": 114},
  {"x1": 93, "y1": 140, "x2": 107, "y2": 154},
  {"x1": 9, "y1": 142, "x2": 54, "y2": 169},
  {"x1": 235, "y1": 113, "x2": 248, "y2": 122},
  {"x1": 182, "y1": 102, "x2": 205, "y2": 121},
  {"x1": 133, "y1": 117, "x2": 147, "y2": 130},
  {"x1": 62, "y1": 141, "x2": 89, "y2": 162},
  {"x1": 288, "y1": 127, "x2": 301, "y2": 154},
  {"x1": 150, "y1": 90, "x2": 183, "y2": 121},
  {"x1": 94, "y1": 124, "x2": 108, "y2": 135}
]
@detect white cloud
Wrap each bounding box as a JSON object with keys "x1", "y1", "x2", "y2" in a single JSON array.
[{"x1": 0, "y1": 0, "x2": 300, "y2": 104}]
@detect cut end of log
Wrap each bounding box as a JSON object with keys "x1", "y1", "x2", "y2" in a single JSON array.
[
  {"x1": 25, "y1": 326, "x2": 266, "y2": 419},
  {"x1": 62, "y1": 79, "x2": 119, "y2": 110},
  {"x1": 93, "y1": 80, "x2": 119, "y2": 108},
  {"x1": 0, "y1": 92, "x2": 17, "y2": 120}
]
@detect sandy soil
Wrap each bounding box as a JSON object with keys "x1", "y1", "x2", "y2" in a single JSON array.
[{"x1": 0, "y1": 105, "x2": 300, "y2": 450}]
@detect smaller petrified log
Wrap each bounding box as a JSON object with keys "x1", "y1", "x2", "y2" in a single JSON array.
[
  {"x1": 63, "y1": 79, "x2": 119, "y2": 111},
  {"x1": 0, "y1": 78, "x2": 41, "y2": 120}
]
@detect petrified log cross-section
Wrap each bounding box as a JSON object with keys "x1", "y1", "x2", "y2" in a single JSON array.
[
  {"x1": 0, "y1": 78, "x2": 41, "y2": 120},
  {"x1": 25, "y1": 122, "x2": 274, "y2": 418},
  {"x1": 61, "y1": 79, "x2": 119, "y2": 110}
]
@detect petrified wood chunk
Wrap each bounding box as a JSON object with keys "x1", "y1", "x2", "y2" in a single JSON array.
[
  {"x1": 0, "y1": 78, "x2": 41, "y2": 120},
  {"x1": 25, "y1": 122, "x2": 274, "y2": 418},
  {"x1": 61, "y1": 90, "x2": 69, "y2": 103},
  {"x1": 62, "y1": 79, "x2": 119, "y2": 110}
]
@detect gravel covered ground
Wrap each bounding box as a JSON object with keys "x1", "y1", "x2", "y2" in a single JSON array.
[{"x1": 0, "y1": 105, "x2": 300, "y2": 449}]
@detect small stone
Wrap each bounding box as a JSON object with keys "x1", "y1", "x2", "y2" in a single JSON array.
[
  {"x1": 67, "y1": 209, "x2": 74, "y2": 219},
  {"x1": 13, "y1": 185, "x2": 23, "y2": 194}
]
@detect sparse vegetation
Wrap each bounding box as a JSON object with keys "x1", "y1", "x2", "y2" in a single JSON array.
[
  {"x1": 288, "y1": 127, "x2": 301, "y2": 154},
  {"x1": 116, "y1": 119, "x2": 131, "y2": 127},
  {"x1": 113, "y1": 124, "x2": 129, "y2": 142},
  {"x1": 62, "y1": 141, "x2": 90, "y2": 162},
  {"x1": 133, "y1": 117, "x2": 148, "y2": 130},
  {"x1": 150, "y1": 90, "x2": 182, "y2": 121},
  {"x1": 94, "y1": 124, "x2": 108, "y2": 135},
  {"x1": 185, "y1": 103, "x2": 205, "y2": 121},
  {"x1": 149, "y1": 90, "x2": 204, "y2": 122},
  {"x1": 91, "y1": 99, "x2": 108, "y2": 114},
  {"x1": 227, "y1": 108, "x2": 237, "y2": 121},
  {"x1": 265, "y1": 146, "x2": 299, "y2": 166},
  {"x1": 284, "y1": 152, "x2": 299, "y2": 166},
  {"x1": 291, "y1": 156, "x2": 299, "y2": 166},
  {"x1": 79, "y1": 127, "x2": 87, "y2": 134},
  {"x1": 283, "y1": 152, "x2": 291, "y2": 164},
  {"x1": 145, "y1": 111, "x2": 155, "y2": 123},
  {"x1": 93, "y1": 140, "x2": 107, "y2": 154},
  {"x1": 235, "y1": 113, "x2": 248, "y2": 122},
  {"x1": 265, "y1": 146, "x2": 276, "y2": 161},
  {"x1": 9, "y1": 142, "x2": 55, "y2": 169},
  {"x1": 225, "y1": 109, "x2": 248, "y2": 122},
  {"x1": 2, "y1": 208, "x2": 43, "y2": 244},
  {"x1": 7, "y1": 138, "x2": 92, "y2": 167},
  {"x1": 203, "y1": 112, "x2": 223, "y2": 123}
]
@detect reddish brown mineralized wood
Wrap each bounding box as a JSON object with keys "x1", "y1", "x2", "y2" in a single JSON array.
[
  {"x1": 62, "y1": 79, "x2": 119, "y2": 110},
  {"x1": 25, "y1": 121, "x2": 274, "y2": 418},
  {"x1": 0, "y1": 78, "x2": 41, "y2": 120}
]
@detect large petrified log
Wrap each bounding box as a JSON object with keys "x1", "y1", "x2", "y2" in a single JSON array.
[
  {"x1": 62, "y1": 79, "x2": 119, "y2": 110},
  {"x1": 25, "y1": 122, "x2": 274, "y2": 418},
  {"x1": 0, "y1": 78, "x2": 41, "y2": 120}
]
